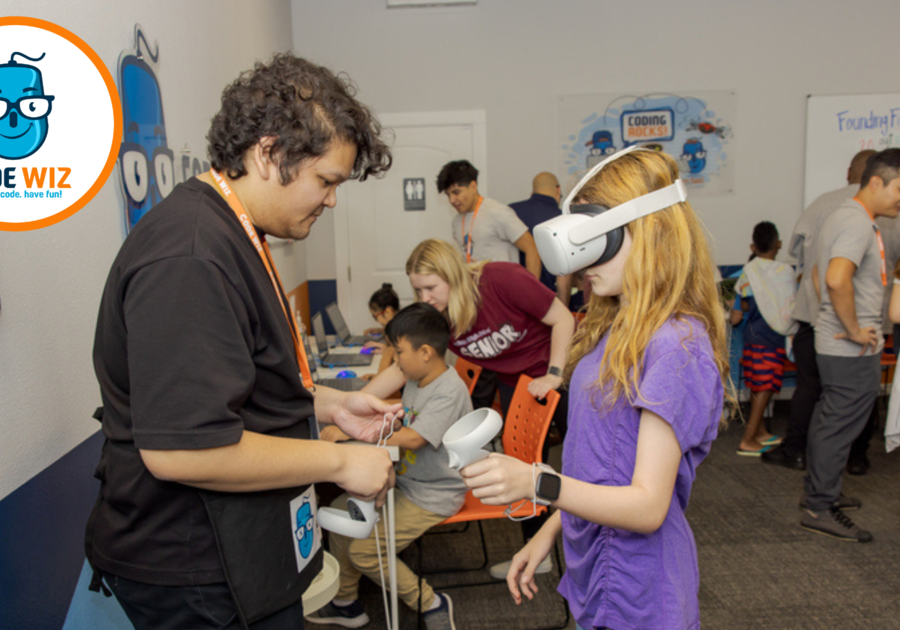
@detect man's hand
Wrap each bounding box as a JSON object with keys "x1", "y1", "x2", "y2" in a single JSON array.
[
  {"x1": 528, "y1": 374, "x2": 563, "y2": 400},
  {"x1": 834, "y1": 326, "x2": 880, "y2": 355},
  {"x1": 459, "y1": 453, "x2": 535, "y2": 505},
  {"x1": 333, "y1": 444, "x2": 395, "y2": 508},
  {"x1": 331, "y1": 391, "x2": 403, "y2": 443}
]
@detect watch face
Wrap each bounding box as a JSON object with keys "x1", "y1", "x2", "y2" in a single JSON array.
[{"x1": 537, "y1": 472, "x2": 561, "y2": 501}]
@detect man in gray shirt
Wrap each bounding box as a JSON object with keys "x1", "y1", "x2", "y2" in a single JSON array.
[
  {"x1": 437, "y1": 160, "x2": 542, "y2": 278},
  {"x1": 800, "y1": 149, "x2": 900, "y2": 543},
  {"x1": 763, "y1": 150, "x2": 875, "y2": 472}
]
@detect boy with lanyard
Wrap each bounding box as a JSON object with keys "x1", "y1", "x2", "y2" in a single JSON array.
[
  {"x1": 86, "y1": 54, "x2": 400, "y2": 629},
  {"x1": 314, "y1": 303, "x2": 472, "y2": 629}
]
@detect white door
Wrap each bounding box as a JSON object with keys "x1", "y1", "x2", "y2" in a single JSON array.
[{"x1": 334, "y1": 110, "x2": 486, "y2": 333}]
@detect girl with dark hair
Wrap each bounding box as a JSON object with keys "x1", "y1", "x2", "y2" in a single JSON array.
[{"x1": 362, "y1": 283, "x2": 400, "y2": 380}]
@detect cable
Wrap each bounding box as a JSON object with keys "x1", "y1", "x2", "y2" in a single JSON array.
[{"x1": 373, "y1": 411, "x2": 395, "y2": 628}]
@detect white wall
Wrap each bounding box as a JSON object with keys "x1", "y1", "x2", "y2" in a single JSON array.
[
  {"x1": 0, "y1": 0, "x2": 297, "y2": 500},
  {"x1": 292, "y1": 0, "x2": 898, "y2": 267}
]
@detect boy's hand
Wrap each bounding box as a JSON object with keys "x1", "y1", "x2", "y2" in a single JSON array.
[{"x1": 320, "y1": 425, "x2": 351, "y2": 442}]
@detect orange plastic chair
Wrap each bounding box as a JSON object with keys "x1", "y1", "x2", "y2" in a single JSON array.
[
  {"x1": 441, "y1": 374, "x2": 559, "y2": 525},
  {"x1": 453, "y1": 356, "x2": 483, "y2": 396},
  {"x1": 416, "y1": 375, "x2": 569, "y2": 627}
]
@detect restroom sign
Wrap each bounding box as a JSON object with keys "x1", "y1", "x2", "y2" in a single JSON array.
[{"x1": 403, "y1": 177, "x2": 425, "y2": 211}]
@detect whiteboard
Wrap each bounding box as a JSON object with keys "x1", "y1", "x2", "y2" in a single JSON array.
[{"x1": 804, "y1": 93, "x2": 900, "y2": 207}]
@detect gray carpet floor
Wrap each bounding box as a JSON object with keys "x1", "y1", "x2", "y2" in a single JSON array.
[{"x1": 317, "y1": 400, "x2": 900, "y2": 629}]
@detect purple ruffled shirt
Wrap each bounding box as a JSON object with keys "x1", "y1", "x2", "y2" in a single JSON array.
[{"x1": 558, "y1": 317, "x2": 723, "y2": 630}]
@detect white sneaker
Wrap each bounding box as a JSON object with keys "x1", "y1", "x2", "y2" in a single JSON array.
[{"x1": 488, "y1": 554, "x2": 552, "y2": 580}]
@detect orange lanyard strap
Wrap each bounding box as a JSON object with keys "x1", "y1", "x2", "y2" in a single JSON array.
[
  {"x1": 462, "y1": 196, "x2": 484, "y2": 263},
  {"x1": 854, "y1": 197, "x2": 887, "y2": 287},
  {"x1": 209, "y1": 170, "x2": 315, "y2": 390}
]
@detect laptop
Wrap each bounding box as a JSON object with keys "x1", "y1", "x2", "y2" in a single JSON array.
[
  {"x1": 301, "y1": 331, "x2": 368, "y2": 391},
  {"x1": 325, "y1": 301, "x2": 377, "y2": 346},
  {"x1": 311, "y1": 312, "x2": 373, "y2": 367}
]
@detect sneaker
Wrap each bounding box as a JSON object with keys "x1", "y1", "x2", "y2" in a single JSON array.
[
  {"x1": 800, "y1": 507, "x2": 873, "y2": 543},
  {"x1": 760, "y1": 444, "x2": 806, "y2": 470},
  {"x1": 489, "y1": 554, "x2": 552, "y2": 580},
  {"x1": 423, "y1": 592, "x2": 456, "y2": 630},
  {"x1": 798, "y1": 493, "x2": 862, "y2": 511},
  {"x1": 306, "y1": 600, "x2": 370, "y2": 628},
  {"x1": 847, "y1": 455, "x2": 870, "y2": 476}
]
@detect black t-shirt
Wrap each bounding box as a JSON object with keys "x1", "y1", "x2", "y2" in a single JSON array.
[{"x1": 87, "y1": 178, "x2": 314, "y2": 586}]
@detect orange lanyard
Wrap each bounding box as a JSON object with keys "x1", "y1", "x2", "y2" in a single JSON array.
[
  {"x1": 209, "y1": 170, "x2": 315, "y2": 390},
  {"x1": 461, "y1": 196, "x2": 484, "y2": 263},
  {"x1": 854, "y1": 197, "x2": 887, "y2": 287}
]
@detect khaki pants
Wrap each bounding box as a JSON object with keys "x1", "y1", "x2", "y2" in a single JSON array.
[{"x1": 329, "y1": 492, "x2": 447, "y2": 611}]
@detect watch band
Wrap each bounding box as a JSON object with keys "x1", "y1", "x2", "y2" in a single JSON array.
[{"x1": 547, "y1": 366, "x2": 562, "y2": 377}]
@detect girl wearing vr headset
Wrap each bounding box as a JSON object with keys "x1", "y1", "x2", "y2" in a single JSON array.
[{"x1": 460, "y1": 148, "x2": 729, "y2": 630}]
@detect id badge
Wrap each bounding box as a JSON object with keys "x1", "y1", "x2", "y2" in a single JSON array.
[{"x1": 290, "y1": 485, "x2": 322, "y2": 573}]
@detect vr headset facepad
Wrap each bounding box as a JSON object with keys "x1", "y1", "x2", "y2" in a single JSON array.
[{"x1": 534, "y1": 145, "x2": 688, "y2": 276}]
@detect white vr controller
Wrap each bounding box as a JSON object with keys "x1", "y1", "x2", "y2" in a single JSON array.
[
  {"x1": 442, "y1": 408, "x2": 504, "y2": 470},
  {"x1": 318, "y1": 497, "x2": 379, "y2": 539}
]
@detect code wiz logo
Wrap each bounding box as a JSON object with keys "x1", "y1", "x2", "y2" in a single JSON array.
[
  {"x1": 0, "y1": 51, "x2": 69, "y2": 200},
  {"x1": 0, "y1": 18, "x2": 121, "y2": 232}
]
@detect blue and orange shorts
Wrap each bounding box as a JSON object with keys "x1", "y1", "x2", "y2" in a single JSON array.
[{"x1": 742, "y1": 345, "x2": 787, "y2": 393}]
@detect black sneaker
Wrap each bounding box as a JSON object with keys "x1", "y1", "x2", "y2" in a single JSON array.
[
  {"x1": 423, "y1": 593, "x2": 456, "y2": 630},
  {"x1": 847, "y1": 455, "x2": 870, "y2": 476},
  {"x1": 306, "y1": 600, "x2": 370, "y2": 628},
  {"x1": 800, "y1": 507, "x2": 873, "y2": 542},
  {"x1": 799, "y1": 493, "x2": 862, "y2": 511},
  {"x1": 760, "y1": 444, "x2": 806, "y2": 470}
]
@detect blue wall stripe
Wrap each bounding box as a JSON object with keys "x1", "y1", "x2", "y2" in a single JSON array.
[
  {"x1": 307, "y1": 279, "x2": 338, "y2": 335},
  {"x1": 0, "y1": 430, "x2": 105, "y2": 630}
]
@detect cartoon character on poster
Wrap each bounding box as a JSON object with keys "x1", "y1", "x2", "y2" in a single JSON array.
[
  {"x1": 585, "y1": 130, "x2": 616, "y2": 168},
  {"x1": 117, "y1": 25, "x2": 171, "y2": 231},
  {"x1": 116, "y1": 24, "x2": 210, "y2": 234},
  {"x1": 0, "y1": 52, "x2": 55, "y2": 160},
  {"x1": 682, "y1": 138, "x2": 707, "y2": 174},
  {"x1": 560, "y1": 92, "x2": 734, "y2": 194}
]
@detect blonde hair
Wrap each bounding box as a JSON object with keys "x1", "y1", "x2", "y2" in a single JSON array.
[
  {"x1": 405, "y1": 239, "x2": 488, "y2": 335},
  {"x1": 563, "y1": 150, "x2": 732, "y2": 420}
]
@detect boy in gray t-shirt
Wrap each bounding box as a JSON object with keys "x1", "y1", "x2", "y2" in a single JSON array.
[{"x1": 310, "y1": 303, "x2": 471, "y2": 630}]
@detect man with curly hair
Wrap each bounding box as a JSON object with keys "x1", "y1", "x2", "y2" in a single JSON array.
[{"x1": 86, "y1": 54, "x2": 400, "y2": 629}]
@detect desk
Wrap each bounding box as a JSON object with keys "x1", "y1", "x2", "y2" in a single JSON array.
[{"x1": 312, "y1": 334, "x2": 381, "y2": 380}]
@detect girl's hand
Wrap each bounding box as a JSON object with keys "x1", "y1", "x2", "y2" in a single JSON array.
[
  {"x1": 361, "y1": 373, "x2": 376, "y2": 382},
  {"x1": 363, "y1": 327, "x2": 383, "y2": 336},
  {"x1": 527, "y1": 374, "x2": 563, "y2": 400},
  {"x1": 459, "y1": 453, "x2": 534, "y2": 504},
  {"x1": 331, "y1": 392, "x2": 403, "y2": 443},
  {"x1": 507, "y1": 528, "x2": 556, "y2": 604},
  {"x1": 362, "y1": 340, "x2": 385, "y2": 353}
]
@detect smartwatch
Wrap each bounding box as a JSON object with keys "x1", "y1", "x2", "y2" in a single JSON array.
[
  {"x1": 535, "y1": 468, "x2": 561, "y2": 506},
  {"x1": 547, "y1": 366, "x2": 562, "y2": 377}
]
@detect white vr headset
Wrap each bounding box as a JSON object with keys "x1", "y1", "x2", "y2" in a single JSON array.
[{"x1": 534, "y1": 145, "x2": 688, "y2": 276}]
